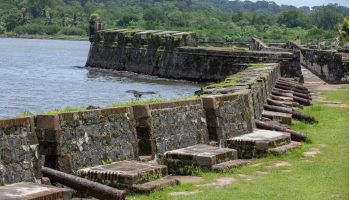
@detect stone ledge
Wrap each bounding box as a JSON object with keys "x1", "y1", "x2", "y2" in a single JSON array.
[
  {"x1": 0, "y1": 182, "x2": 72, "y2": 200},
  {"x1": 269, "y1": 141, "x2": 301, "y2": 154},
  {"x1": 212, "y1": 159, "x2": 250, "y2": 172},
  {"x1": 0, "y1": 117, "x2": 33, "y2": 129},
  {"x1": 262, "y1": 110, "x2": 292, "y2": 125},
  {"x1": 149, "y1": 99, "x2": 202, "y2": 110},
  {"x1": 78, "y1": 161, "x2": 167, "y2": 188},
  {"x1": 131, "y1": 176, "x2": 179, "y2": 193}
]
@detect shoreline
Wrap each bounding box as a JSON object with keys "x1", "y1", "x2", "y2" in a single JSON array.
[{"x1": 1, "y1": 33, "x2": 88, "y2": 41}]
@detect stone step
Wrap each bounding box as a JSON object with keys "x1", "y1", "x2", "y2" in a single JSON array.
[
  {"x1": 262, "y1": 110, "x2": 292, "y2": 125},
  {"x1": 269, "y1": 141, "x2": 301, "y2": 154},
  {"x1": 164, "y1": 144, "x2": 237, "y2": 175},
  {"x1": 227, "y1": 129, "x2": 291, "y2": 159},
  {"x1": 212, "y1": 159, "x2": 250, "y2": 172},
  {"x1": 131, "y1": 176, "x2": 179, "y2": 193},
  {"x1": 78, "y1": 160, "x2": 167, "y2": 189},
  {"x1": 0, "y1": 182, "x2": 72, "y2": 200}
]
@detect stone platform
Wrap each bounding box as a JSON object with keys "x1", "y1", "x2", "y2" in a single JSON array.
[
  {"x1": 78, "y1": 161, "x2": 167, "y2": 188},
  {"x1": 164, "y1": 144, "x2": 237, "y2": 174},
  {"x1": 227, "y1": 129, "x2": 291, "y2": 158},
  {"x1": 262, "y1": 110, "x2": 292, "y2": 125},
  {"x1": 0, "y1": 182, "x2": 72, "y2": 200}
]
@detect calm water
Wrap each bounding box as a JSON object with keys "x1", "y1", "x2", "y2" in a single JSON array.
[{"x1": 0, "y1": 38, "x2": 199, "y2": 118}]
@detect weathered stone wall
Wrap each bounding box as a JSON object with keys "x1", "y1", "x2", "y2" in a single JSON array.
[
  {"x1": 86, "y1": 29, "x2": 301, "y2": 82},
  {"x1": 203, "y1": 90, "x2": 255, "y2": 141},
  {"x1": 287, "y1": 42, "x2": 348, "y2": 83},
  {"x1": 0, "y1": 61, "x2": 283, "y2": 180},
  {"x1": 202, "y1": 63, "x2": 280, "y2": 141},
  {"x1": 0, "y1": 117, "x2": 41, "y2": 185},
  {"x1": 149, "y1": 100, "x2": 208, "y2": 155},
  {"x1": 36, "y1": 107, "x2": 138, "y2": 173}
]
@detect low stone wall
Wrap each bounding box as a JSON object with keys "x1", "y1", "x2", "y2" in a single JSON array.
[
  {"x1": 86, "y1": 29, "x2": 301, "y2": 82},
  {"x1": 287, "y1": 42, "x2": 348, "y2": 83},
  {"x1": 0, "y1": 117, "x2": 41, "y2": 185},
  {"x1": 36, "y1": 107, "x2": 138, "y2": 173}
]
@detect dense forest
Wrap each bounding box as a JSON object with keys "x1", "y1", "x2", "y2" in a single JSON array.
[{"x1": 0, "y1": 0, "x2": 348, "y2": 43}]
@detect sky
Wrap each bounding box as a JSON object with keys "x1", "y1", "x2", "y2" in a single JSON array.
[{"x1": 247, "y1": 0, "x2": 349, "y2": 7}]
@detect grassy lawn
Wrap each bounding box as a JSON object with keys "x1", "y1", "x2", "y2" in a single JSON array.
[{"x1": 130, "y1": 85, "x2": 349, "y2": 200}]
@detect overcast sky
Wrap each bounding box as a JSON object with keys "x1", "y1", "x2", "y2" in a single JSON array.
[{"x1": 247, "y1": 0, "x2": 349, "y2": 7}]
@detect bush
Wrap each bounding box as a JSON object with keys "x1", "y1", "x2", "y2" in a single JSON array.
[
  {"x1": 13, "y1": 23, "x2": 61, "y2": 35},
  {"x1": 58, "y1": 26, "x2": 87, "y2": 35}
]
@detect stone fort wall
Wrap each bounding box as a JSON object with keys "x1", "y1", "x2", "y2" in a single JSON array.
[
  {"x1": 0, "y1": 62, "x2": 280, "y2": 184},
  {"x1": 86, "y1": 29, "x2": 301, "y2": 82},
  {"x1": 287, "y1": 42, "x2": 348, "y2": 83}
]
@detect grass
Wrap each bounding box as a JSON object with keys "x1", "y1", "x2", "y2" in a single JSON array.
[
  {"x1": 22, "y1": 95, "x2": 202, "y2": 116},
  {"x1": 323, "y1": 85, "x2": 349, "y2": 104},
  {"x1": 129, "y1": 85, "x2": 349, "y2": 200}
]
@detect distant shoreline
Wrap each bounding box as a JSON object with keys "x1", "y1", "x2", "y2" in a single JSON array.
[{"x1": 0, "y1": 33, "x2": 89, "y2": 41}]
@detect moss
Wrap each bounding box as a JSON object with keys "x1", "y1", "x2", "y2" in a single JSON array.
[
  {"x1": 108, "y1": 97, "x2": 164, "y2": 108},
  {"x1": 20, "y1": 111, "x2": 34, "y2": 116},
  {"x1": 101, "y1": 158, "x2": 112, "y2": 165},
  {"x1": 45, "y1": 106, "x2": 86, "y2": 115}
]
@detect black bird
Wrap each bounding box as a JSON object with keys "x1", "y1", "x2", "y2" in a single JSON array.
[
  {"x1": 194, "y1": 87, "x2": 204, "y2": 97},
  {"x1": 125, "y1": 90, "x2": 157, "y2": 100}
]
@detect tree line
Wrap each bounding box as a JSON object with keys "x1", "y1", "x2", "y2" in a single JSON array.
[{"x1": 0, "y1": 0, "x2": 348, "y2": 43}]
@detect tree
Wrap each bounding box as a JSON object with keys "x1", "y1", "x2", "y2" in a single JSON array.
[
  {"x1": 278, "y1": 9, "x2": 307, "y2": 28},
  {"x1": 310, "y1": 5, "x2": 345, "y2": 30},
  {"x1": 4, "y1": 8, "x2": 22, "y2": 31},
  {"x1": 338, "y1": 17, "x2": 349, "y2": 46},
  {"x1": 117, "y1": 15, "x2": 138, "y2": 27}
]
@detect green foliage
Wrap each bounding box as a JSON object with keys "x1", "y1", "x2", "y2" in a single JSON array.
[
  {"x1": 13, "y1": 23, "x2": 61, "y2": 35},
  {"x1": 338, "y1": 17, "x2": 349, "y2": 46},
  {"x1": 277, "y1": 8, "x2": 308, "y2": 28},
  {"x1": 101, "y1": 158, "x2": 112, "y2": 165},
  {"x1": 59, "y1": 26, "x2": 86, "y2": 36},
  {"x1": 0, "y1": 0, "x2": 347, "y2": 41},
  {"x1": 20, "y1": 111, "x2": 34, "y2": 116}
]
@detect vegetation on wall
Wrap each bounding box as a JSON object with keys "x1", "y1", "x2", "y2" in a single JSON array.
[{"x1": 0, "y1": 0, "x2": 348, "y2": 43}]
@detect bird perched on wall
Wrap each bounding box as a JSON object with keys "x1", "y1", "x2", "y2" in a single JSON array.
[
  {"x1": 194, "y1": 87, "x2": 204, "y2": 97},
  {"x1": 125, "y1": 90, "x2": 157, "y2": 100}
]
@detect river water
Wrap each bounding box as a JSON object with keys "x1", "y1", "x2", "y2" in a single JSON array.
[{"x1": 0, "y1": 38, "x2": 199, "y2": 118}]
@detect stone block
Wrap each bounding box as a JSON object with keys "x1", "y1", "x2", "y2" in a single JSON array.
[
  {"x1": 131, "y1": 176, "x2": 179, "y2": 193},
  {"x1": 0, "y1": 182, "x2": 72, "y2": 200},
  {"x1": 212, "y1": 159, "x2": 250, "y2": 172},
  {"x1": 164, "y1": 144, "x2": 237, "y2": 174},
  {"x1": 227, "y1": 129, "x2": 291, "y2": 158},
  {"x1": 36, "y1": 115, "x2": 60, "y2": 130},
  {"x1": 262, "y1": 110, "x2": 292, "y2": 125},
  {"x1": 132, "y1": 105, "x2": 151, "y2": 119},
  {"x1": 78, "y1": 161, "x2": 167, "y2": 188},
  {"x1": 269, "y1": 141, "x2": 301, "y2": 154}
]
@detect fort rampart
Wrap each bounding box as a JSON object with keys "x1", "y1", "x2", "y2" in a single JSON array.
[
  {"x1": 86, "y1": 29, "x2": 301, "y2": 81},
  {"x1": 0, "y1": 62, "x2": 280, "y2": 185}
]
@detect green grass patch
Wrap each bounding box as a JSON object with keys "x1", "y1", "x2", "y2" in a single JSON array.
[
  {"x1": 44, "y1": 106, "x2": 86, "y2": 114},
  {"x1": 130, "y1": 85, "x2": 349, "y2": 200},
  {"x1": 108, "y1": 97, "x2": 164, "y2": 108},
  {"x1": 323, "y1": 85, "x2": 349, "y2": 104}
]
